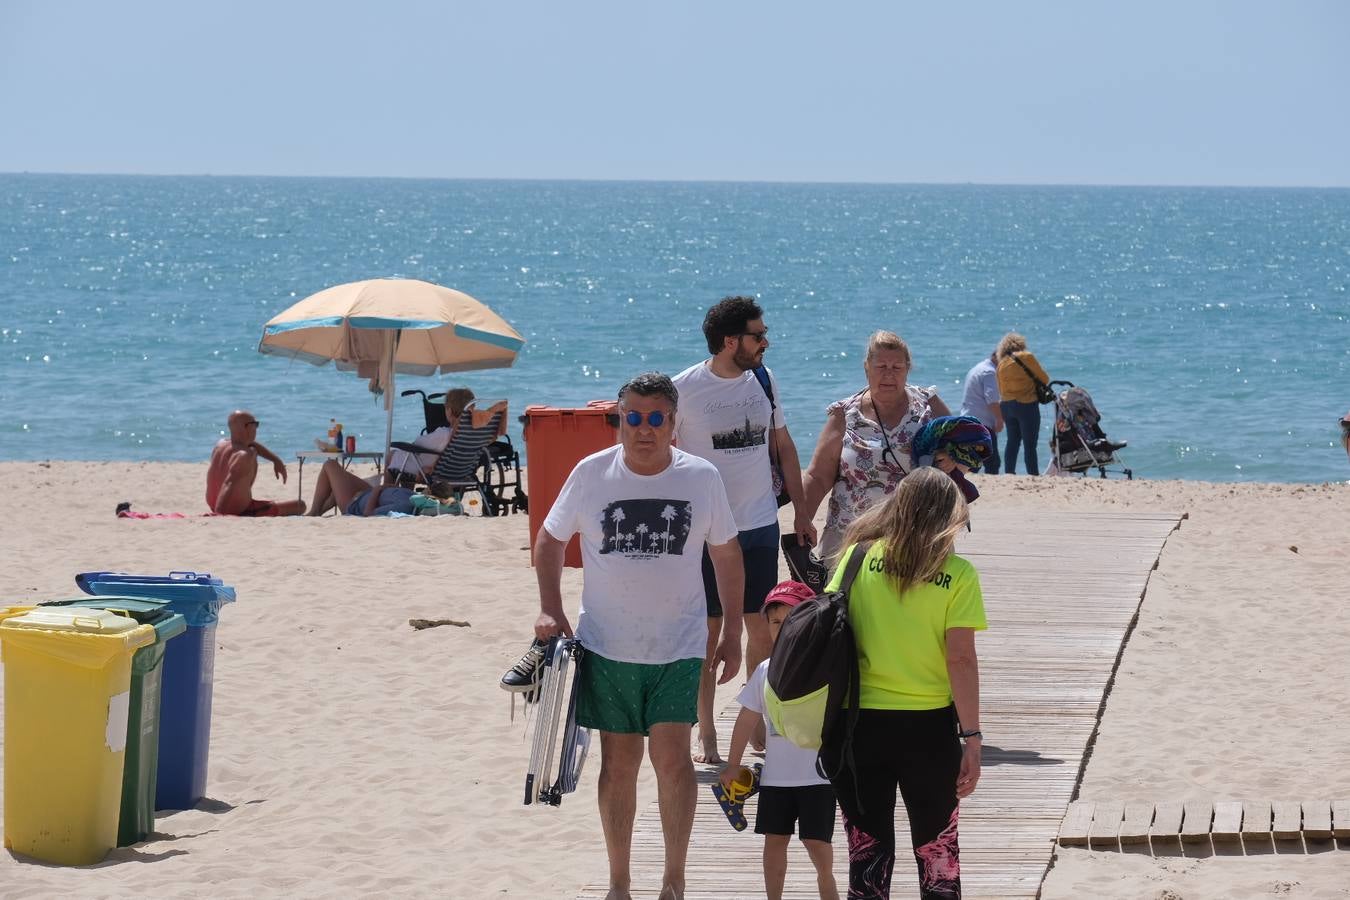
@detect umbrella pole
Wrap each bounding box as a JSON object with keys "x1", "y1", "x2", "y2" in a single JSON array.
[{"x1": 384, "y1": 331, "x2": 397, "y2": 462}]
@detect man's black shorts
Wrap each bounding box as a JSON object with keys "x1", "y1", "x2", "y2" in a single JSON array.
[
  {"x1": 754, "y1": 784, "x2": 837, "y2": 842},
  {"x1": 701, "y1": 522, "x2": 780, "y2": 617}
]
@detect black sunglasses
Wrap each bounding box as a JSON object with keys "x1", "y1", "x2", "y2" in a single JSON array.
[
  {"x1": 243, "y1": 420, "x2": 260, "y2": 427},
  {"x1": 739, "y1": 329, "x2": 769, "y2": 343}
]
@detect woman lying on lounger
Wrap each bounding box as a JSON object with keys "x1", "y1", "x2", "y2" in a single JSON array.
[{"x1": 306, "y1": 462, "x2": 454, "y2": 517}]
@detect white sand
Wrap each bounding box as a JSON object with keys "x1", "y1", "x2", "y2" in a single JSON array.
[{"x1": 0, "y1": 462, "x2": 1346, "y2": 898}]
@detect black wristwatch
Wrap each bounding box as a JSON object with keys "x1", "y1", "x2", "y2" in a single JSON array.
[{"x1": 958, "y1": 729, "x2": 982, "y2": 740}]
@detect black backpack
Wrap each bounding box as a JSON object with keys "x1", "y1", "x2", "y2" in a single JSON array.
[{"x1": 764, "y1": 541, "x2": 874, "y2": 782}]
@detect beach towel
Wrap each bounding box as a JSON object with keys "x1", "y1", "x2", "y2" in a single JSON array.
[{"x1": 115, "y1": 502, "x2": 215, "y2": 519}]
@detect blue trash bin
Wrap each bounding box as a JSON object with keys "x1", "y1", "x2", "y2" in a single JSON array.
[{"x1": 76, "y1": 571, "x2": 236, "y2": 810}]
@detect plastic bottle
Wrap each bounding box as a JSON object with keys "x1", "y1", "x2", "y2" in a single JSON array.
[
  {"x1": 328, "y1": 418, "x2": 338, "y2": 449},
  {"x1": 335, "y1": 423, "x2": 344, "y2": 454}
]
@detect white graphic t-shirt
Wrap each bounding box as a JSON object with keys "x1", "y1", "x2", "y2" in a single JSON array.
[
  {"x1": 672, "y1": 361, "x2": 786, "y2": 531},
  {"x1": 736, "y1": 660, "x2": 830, "y2": 787},
  {"x1": 543, "y1": 445, "x2": 739, "y2": 665}
]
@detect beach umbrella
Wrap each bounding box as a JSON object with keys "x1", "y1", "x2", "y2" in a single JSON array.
[{"x1": 258, "y1": 278, "x2": 525, "y2": 453}]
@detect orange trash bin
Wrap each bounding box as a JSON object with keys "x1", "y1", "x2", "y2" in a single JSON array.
[{"x1": 523, "y1": 402, "x2": 620, "y2": 567}]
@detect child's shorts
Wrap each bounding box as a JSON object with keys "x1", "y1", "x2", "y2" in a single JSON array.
[{"x1": 754, "y1": 784, "x2": 837, "y2": 842}]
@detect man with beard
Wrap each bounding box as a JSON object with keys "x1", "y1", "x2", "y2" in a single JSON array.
[{"x1": 672, "y1": 295, "x2": 815, "y2": 764}]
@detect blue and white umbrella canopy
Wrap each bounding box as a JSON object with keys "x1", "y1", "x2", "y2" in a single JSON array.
[{"x1": 259, "y1": 278, "x2": 525, "y2": 452}]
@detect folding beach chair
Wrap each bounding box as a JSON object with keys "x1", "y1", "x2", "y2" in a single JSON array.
[
  {"x1": 388, "y1": 406, "x2": 506, "y2": 515},
  {"x1": 524, "y1": 637, "x2": 590, "y2": 807}
]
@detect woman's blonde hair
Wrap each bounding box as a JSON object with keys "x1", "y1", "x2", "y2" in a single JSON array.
[
  {"x1": 839, "y1": 467, "x2": 968, "y2": 596},
  {"x1": 443, "y1": 388, "x2": 476, "y2": 422},
  {"x1": 996, "y1": 332, "x2": 1028, "y2": 361},
  {"x1": 865, "y1": 330, "x2": 911, "y2": 365}
]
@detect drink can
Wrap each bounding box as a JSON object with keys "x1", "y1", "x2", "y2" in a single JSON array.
[{"x1": 345, "y1": 435, "x2": 356, "y2": 454}]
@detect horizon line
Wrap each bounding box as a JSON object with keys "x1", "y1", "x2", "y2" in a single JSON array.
[{"x1": 2, "y1": 169, "x2": 1348, "y2": 191}]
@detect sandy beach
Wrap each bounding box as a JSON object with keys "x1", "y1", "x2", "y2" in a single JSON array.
[{"x1": 0, "y1": 461, "x2": 1346, "y2": 899}]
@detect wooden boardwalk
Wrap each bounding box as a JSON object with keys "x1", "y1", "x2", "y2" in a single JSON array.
[
  {"x1": 1058, "y1": 798, "x2": 1350, "y2": 849},
  {"x1": 578, "y1": 508, "x2": 1182, "y2": 899}
]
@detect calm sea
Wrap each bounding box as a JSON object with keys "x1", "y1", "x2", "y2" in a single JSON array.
[{"x1": 2, "y1": 174, "x2": 1347, "y2": 483}]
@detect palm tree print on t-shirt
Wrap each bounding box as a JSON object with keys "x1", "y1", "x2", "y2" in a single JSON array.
[{"x1": 600, "y1": 499, "x2": 693, "y2": 558}]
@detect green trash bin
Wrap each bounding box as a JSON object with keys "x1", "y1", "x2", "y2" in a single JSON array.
[{"x1": 42, "y1": 596, "x2": 186, "y2": 846}]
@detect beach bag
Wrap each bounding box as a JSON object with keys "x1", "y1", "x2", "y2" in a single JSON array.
[
  {"x1": 752, "y1": 367, "x2": 791, "y2": 507},
  {"x1": 764, "y1": 540, "x2": 873, "y2": 758},
  {"x1": 1012, "y1": 353, "x2": 1056, "y2": 405}
]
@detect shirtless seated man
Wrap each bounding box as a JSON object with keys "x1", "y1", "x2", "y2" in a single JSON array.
[{"x1": 206, "y1": 410, "x2": 307, "y2": 516}]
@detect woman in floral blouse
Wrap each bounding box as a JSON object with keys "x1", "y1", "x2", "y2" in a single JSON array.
[{"x1": 801, "y1": 331, "x2": 950, "y2": 563}]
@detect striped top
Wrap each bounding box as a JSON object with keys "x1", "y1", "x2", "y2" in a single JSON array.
[{"x1": 429, "y1": 409, "x2": 504, "y2": 483}]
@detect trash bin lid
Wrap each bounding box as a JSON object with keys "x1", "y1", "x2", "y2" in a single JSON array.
[
  {"x1": 2, "y1": 607, "x2": 146, "y2": 635},
  {"x1": 75, "y1": 571, "x2": 224, "y2": 594},
  {"x1": 42, "y1": 597, "x2": 187, "y2": 643},
  {"x1": 0, "y1": 606, "x2": 35, "y2": 625},
  {"x1": 74, "y1": 572, "x2": 236, "y2": 625},
  {"x1": 522, "y1": 403, "x2": 618, "y2": 419}
]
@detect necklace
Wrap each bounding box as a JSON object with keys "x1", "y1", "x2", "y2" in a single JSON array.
[{"x1": 858, "y1": 389, "x2": 906, "y2": 470}]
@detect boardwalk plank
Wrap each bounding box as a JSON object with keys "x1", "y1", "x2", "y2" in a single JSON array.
[
  {"x1": 1180, "y1": 800, "x2": 1213, "y2": 843},
  {"x1": 1150, "y1": 802, "x2": 1184, "y2": 839},
  {"x1": 1241, "y1": 800, "x2": 1272, "y2": 837},
  {"x1": 578, "y1": 509, "x2": 1180, "y2": 899},
  {"x1": 1118, "y1": 802, "x2": 1155, "y2": 844},
  {"x1": 1332, "y1": 800, "x2": 1350, "y2": 839},
  {"x1": 1058, "y1": 801, "x2": 1095, "y2": 846},
  {"x1": 1272, "y1": 801, "x2": 1302, "y2": 840},
  {"x1": 1211, "y1": 801, "x2": 1243, "y2": 841},
  {"x1": 1301, "y1": 801, "x2": 1332, "y2": 840},
  {"x1": 1088, "y1": 800, "x2": 1124, "y2": 849}
]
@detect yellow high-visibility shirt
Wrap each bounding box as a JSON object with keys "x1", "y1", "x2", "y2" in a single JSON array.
[{"x1": 826, "y1": 542, "x2": 987, "y2": 710}]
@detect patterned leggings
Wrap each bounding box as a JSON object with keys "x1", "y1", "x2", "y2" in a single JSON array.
[{"x1": 824, "y1": 707, "x2": 963, "y2": 899}]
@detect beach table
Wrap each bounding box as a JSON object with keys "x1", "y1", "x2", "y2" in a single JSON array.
[{"x1": 294, "y1": 450, "x2": 384, "y2": 500}]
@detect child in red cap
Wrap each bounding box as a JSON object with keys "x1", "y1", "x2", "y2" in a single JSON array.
[{"x1": 720, "y1": 580, "x2": 839, "y2": 900}]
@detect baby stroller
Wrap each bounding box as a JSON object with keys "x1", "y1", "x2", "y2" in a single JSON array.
[
  {"x1": 400, "y1": 389, "x2": 528, "y2": 515},
  {"x1": 1048, "y1": 381, "x2": 1132, "y2": 479}
]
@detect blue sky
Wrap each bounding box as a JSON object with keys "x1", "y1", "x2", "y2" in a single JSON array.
[{"x1": 2, "y1": 0, "x2": 1346, "y2": 186}]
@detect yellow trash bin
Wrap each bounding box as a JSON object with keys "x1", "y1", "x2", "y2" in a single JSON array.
[{"x1": 1, "y1": 607, "x2": 154, "y2": 865}]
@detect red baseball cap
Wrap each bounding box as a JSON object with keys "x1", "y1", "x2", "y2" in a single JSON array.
[{"x1": 763, "y1": 580, "x2": 815, "y2": 612}]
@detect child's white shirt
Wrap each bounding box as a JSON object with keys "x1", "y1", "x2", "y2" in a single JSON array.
[{"x1": 736, "y1": 660, "x2": 831, "y2": 787}]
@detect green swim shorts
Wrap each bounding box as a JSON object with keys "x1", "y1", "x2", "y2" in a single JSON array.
[{"x1": 576, "y1": 652, "x2": 702, "y2": 736}]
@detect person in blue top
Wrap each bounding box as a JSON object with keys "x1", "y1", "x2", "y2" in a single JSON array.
[{"x1": 959, "y1": 348, "x2": 1003, "y2": 475}]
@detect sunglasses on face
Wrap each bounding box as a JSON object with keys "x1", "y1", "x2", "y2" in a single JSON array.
[
  {"x1": 624, "y1": 410, "x2": 667, "y2": 428},
  {"x1": 739, "y1": 329, "x2": 769, "y2": 344},
  {"x1": 244, "y1": 420, "x2": 260, "y2": 427}
]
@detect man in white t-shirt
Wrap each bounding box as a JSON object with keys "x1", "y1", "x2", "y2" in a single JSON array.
[
  {"x1": 534, "y1": 372, "x2": 745, "y2": 900},
  {"x1": 672, "y1": 295, "x2": 815, "y2": 765}
]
